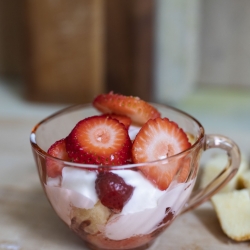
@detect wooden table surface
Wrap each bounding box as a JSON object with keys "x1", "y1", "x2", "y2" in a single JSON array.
[{"x1": 0, "y1": 82, "x2": 250, "y2": 249}]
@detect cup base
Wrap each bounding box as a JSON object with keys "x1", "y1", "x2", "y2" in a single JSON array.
[
  {"x1": 85, "y1": 240, "x2": 157, "y2": 250},
  {"x1": 78, "y1": 226, "x2": 166, "y2": 250}
]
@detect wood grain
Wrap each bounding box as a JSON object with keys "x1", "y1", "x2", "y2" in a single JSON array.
[
  {"x1": 105, "y1": 0, "x2": 155, "y2": 101},
  {"x1": 0, "y1": 0, "x2": 25, "y2": 76},
  {"x1": 24, "y1": 0, "x2": 105, "y2": 104},
  {"x1": 0, "y1": 0, "x2": 155, "y2": 103}
]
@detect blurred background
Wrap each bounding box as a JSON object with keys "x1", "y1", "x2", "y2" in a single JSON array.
[
  {"x1": 0, "y1": 1, "x2": 250, "y2": 248},
  {"x1": 1, "y1": 0, "x2": 250, "y2": 104},
  {"x1": 0, "y1": 0, "x2": 250, "y2": 151}
]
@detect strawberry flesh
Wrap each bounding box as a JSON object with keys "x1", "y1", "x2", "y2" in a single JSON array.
[
  {"x1": 100, "y1": 113, "x2": 131, "y2": 130},
  {"x1": 66, "y1": 116, "x2": 132, "y2": 166},
  {"x1": 47, "y1": 138, "x2": 71, "y2": 177},
  {"x1": 95, "y1": 172, "x2": 134, "y2": 213},
  {"x1": 132, "y1": 117, "x2": 191, "y2": 190},
  {"x1": 93, "y1": 92, "x2": 161, "y2": 125}
]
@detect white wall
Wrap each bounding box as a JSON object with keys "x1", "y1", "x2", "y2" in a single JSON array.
[
  {"x1": 154, "y1": 0, "x2": 250, "y2": 104},
  {"x1": 154, "y1": 0, "x2": 201, "y2": 104},
  {"x1": 199, "y1": 0, "x2": 250, "y2": 88}
]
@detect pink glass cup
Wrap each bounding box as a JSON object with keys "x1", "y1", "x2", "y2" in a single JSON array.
[{"x1": 30, "y1": 103, "x2": 241, "y2": 250}]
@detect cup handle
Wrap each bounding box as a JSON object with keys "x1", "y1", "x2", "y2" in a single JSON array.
[{"x1": 181, "y1": 134, "x2": 241, "y2": 213}]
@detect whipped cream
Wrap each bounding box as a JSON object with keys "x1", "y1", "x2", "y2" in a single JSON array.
[
  {"x1": 46, "y1": 170, "x2": 97, "y2": 226},
  {"x1": 45, "y1": 125, "x2": 194, "y2": 240},
  {"x1": 46, "y1": 167, "x2": 194, "y2": 240},
  {"x1": 128, "y1": 125, "x2": 141, "y2": 140},
  {"x1": 111, "y1": 170, "x2": 164, "y2": 214},
  {"x1": 62, "y1": 167, "x2": 98, "y2": 204},
  {"x1": 105, "y1": 177, "x2": 194, "y2": 240}
]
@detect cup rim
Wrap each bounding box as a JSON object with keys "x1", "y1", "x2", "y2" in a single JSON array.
[{"x1": 30, "y1": 102, "x2": 205, "y2": 170}]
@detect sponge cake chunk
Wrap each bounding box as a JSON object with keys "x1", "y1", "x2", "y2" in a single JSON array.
[
  {"x1": 211, "y1": 189, "x2": 250, "y2": 241},
  {"x1": 200, "y1": 154, "x2": 248, "y2": 192}
]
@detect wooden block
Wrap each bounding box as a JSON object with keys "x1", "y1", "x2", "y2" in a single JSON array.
[
  {"x1": 105, "y1": 0, "x2": 155, "y2": 101},
  {"x1": 24, "y1": 0, "x2": 105, "y2": 103},
  {"x1": 0, "y1": 0, "x2": 25, "y2": 76}
]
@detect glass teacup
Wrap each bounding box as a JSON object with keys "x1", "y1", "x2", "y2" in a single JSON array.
[{"x1": 30, "y1": 103, "x2": 240, "y2": 250}]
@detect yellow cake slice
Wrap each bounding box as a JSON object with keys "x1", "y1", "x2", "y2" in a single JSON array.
[
  {"x1": 211, "y1": 189, "x2": 250, "y2": 241},
  {"x1": 238, "y1": 169, "x2": 250, "y2": 189},
  {"x1": 71, "y1": 201, "x2": 111, "y2": 234},
  {"x1": 200, "y1": 154, "x2": 249, "y2": 192}
]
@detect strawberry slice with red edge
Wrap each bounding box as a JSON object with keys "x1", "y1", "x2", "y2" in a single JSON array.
[
  {"x1": 66, "y1": 116, "x2": 132, "y2": 166},
  {"x1": 47, "y1": 138, "x2": 71, "y2": 177},
  {"x1": 95, "y1": 171, "x2": 134, "y2": 213},
  {"x1": 132, "y1": 117, "x2": 191, "y2": 190},
  {"x1": 100, "y1": 113, "x2": 131, "y2": 130},
  {"x1": 93, "y1": 92, "x2": 161, "y2": 125}
]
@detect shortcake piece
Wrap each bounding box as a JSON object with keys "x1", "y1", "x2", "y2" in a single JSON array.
[
  {"x1": 211, "y1": 189, "x2": 250, "y2": 241},
  {"x1": 238, "y1": 169, "x2": 250, "y2": 189},
  {"x1": 71, "y1": 201, "x2": 111, "y2": 235},
  {"x1": 200, "y1": 154, "x2": 249, "y2": 192}
]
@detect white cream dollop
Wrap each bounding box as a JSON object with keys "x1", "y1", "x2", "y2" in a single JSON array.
[
  {"x1": 61, "y1": 167, "x2": 98, "y2": 204},
  {"x1": 45, "y1": 168, "x2": 98, "y2": 225},
  {"x1": 46, "y1": 168, "x2": 194, "y2": 240},
  {"x1": 111, "y1": 170, "x2": 164, "y2": 214},
  {"x1": 104, "y1": 176, "x2": 194, "y2": 240},
  {"x1": 128, "y1": 125, "x2": 141, "y2": 140}
]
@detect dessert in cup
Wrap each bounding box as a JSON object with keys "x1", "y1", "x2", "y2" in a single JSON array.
[{"x1": 30, "y1": 92, "x2": 241, "y2": 250}]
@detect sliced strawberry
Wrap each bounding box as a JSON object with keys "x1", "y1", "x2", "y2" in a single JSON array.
[
  {"x1": 132, "y1": 117, "x2": 191, "y2": 190},
  {"x1": 100, "y1": 113, "x2": 131, "y2": 130},
  {"x1": 47, "y1": 139, "x2": 71, "y2": 177},
  {"x1": 66, "y1": 116, "x2": 132, "y2": 165},
  {"x1": 93, "y1": 92, "x2": 161, "y2": 125},
  {"x1": 95, "y1": 172, "x2": 134, "y2": 213}
]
